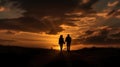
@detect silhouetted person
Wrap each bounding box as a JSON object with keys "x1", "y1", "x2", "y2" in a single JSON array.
[
  {"x1": 65, "y1": 34, "x2": 72, "y2": 52},
  {"x1": 59, "y1": 35, "x2": 65, "y2": 52}
]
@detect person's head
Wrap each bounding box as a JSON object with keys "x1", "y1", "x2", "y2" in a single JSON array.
[
  {"x1": 60, "y1": 35, "x2": 63, "y2": 38},
  {"x1": 67, "y1": 34, "x2": 70, "y2": 37}
]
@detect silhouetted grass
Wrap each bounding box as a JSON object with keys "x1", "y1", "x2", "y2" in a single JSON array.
[{"x1": 0, "y1": 45, "x2": 120, "y2": 67}]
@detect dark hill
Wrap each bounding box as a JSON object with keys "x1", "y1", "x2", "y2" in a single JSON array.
[{"x1": 0, "y1": 45, "x2": 120, "y2": 67}]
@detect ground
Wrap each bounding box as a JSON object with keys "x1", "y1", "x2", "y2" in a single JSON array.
[{"x1": 0, "y1": 46, "x2": 120, "y2": 67}]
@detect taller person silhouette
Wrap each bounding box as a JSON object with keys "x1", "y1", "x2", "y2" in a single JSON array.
[
  {"x1": 65, "y1": 34, "x2": 72, "y2": 52},
  {"x1": 58, "y1": 35, "x2": 65, "y2": 52}
]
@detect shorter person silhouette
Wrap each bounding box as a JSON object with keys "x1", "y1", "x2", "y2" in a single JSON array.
[
  {"x1": 58, "y1": 35, "x2": 65, "y2": 52},
  {"x1": 65, "y1": 34, "x2": 72, "y2": 52}
]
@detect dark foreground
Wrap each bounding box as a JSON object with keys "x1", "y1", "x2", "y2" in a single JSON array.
[{"x1": 0, "y1": 45, "x2": 120, "y2": 67}]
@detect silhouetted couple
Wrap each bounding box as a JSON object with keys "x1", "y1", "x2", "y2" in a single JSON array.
[{"x1": 59, "y1": 34, "x2": 72, "y2": 52}]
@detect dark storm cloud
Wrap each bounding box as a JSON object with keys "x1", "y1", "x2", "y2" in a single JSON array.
[
  {"x1": 63, "y1": 22, "x2": 77, "y2": 26},
  {"x1": 65, "y1": 0, "x2": 99, "y2": 17},
  {"x1": 0, "y1": 39, "x2": 16, "y2": 42},
  {"x1": 74, "y1": 26, "x2": 120, "y2": 45},
  {"x1": 0, "y1": 0, "x2": 26, "y2": 19},
  {"x1": 5, "y1": 30, "x2": 16, "y2": 35},
  {"x1": 96, "y1": 18, "x2": 120, "y2": 28},
  {"x1": 0, "y1": 0, "x2": 79, "y2": 34},
  {"x1": 1, "y1": 0, "x2": 119, "y2": 36},
  {"x1": 74, "y1": 0, "x2": 120, "y2": 45},
  {"x1": 107, "y1": 9, "x2": 116, "y2": 16},
  {"x1": 0, "y1": 17, "x2": 64, "y2": 34},
  {"x1": 0, "y1": 0, "x2": 100, "y2": 34},
  {"x1": 110, "y1": 32, "x2": 120, "y2": 38},
  {"x1": 18, "y1": 0, "x2": 79, "y2": 17},
  {"x1": 15, "y1": 0, "x2": 99, "y2": 18},
  {"x1": 79, "y1": 0, "x2": 99, "y2": 10}
]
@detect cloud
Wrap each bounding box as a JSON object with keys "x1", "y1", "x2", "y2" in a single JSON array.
[
  {"x1": 0, "y1": 6, "x2": 5, "y2": 12},
  {"x1": 93, "y1": 0, "x2": 120, "y2": 16},
  {"x1": 0, "y1": 0, "x2": 26, "y2": 19},
  {"x1": 73, "y1": 26, "x2": 120, "y2": 45},
  {"x1": 66, "y1": 0, "x2": 98, "y2": 16},
  {"x1": 95, "y1": 17, "x2": 120, "y2": 29},
  {"x1": 69, "y1": 0, "x2": 120, "y2": 46},
  {"x1": 82, "y1": 0, "x2": 90, "y2": 4},
  {"x1": 0, "y1": 30, "x2": 17, "y2": 35},
  {"x1": 0, "y1": 0, "x2": 120, "y2": 46},
  {"x1": 20, "y1": 0, "x2": 79, "y2": 17},
  {"x1": 108, "y1": 1, "x2": 119, "y2": 7},
  {"x1": 0, "y1": 0, "x2": 82, "y2": 34},
  {"x1": 0, "y1": 0, "x2": 101, "y2": 35},
  {"x1": 15, "y1": 38, "x2": 43, "y2": 41},
  {"x1": 110, "y1": 32, "x2": 120, "y2": 38},
  {"x1": 18, "y1": 0, "x2": 99, "y2": 19},
  {"x1": 0, "y1": 16, "x2": 64, "y2": 34},
  {"x1": 79, "y1": 0, "x2": 99, "y2": 9},
  {"x1": 5, "y1": 30, "x2": 16, "y2": 35},
  {"x1": 0, "y1": 39, "x2": 16, "y2": 42}
]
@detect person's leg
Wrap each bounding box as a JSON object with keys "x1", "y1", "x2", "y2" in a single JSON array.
[
  {"x1": 60, "y1": 44, "x2": 63, "y2": 51},
  {"x1": 67, "y1": 44, "x2": 70, "y2": 52},
  {"x1": 67, "y1": 45, "x2": 68, "y2": 52},
  {"x1": 67, "y1": 47, "x2": 69, "y2": 52},
  {"x1": 68, "y1": 45, "x2": 70, "y2": 52}
]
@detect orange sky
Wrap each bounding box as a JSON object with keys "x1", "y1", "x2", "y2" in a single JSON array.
[{"x1": 0, "y1": 0, "x2": 120, "y2": 50}]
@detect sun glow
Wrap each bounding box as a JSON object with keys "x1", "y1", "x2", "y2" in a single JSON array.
[{"x1": 53, "y1": 45, "x2": 66, "y2": 51}]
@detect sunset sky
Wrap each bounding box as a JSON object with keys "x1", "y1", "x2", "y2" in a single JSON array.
[{"x1": 0, "y1": 0, "x2": 120, "y2": 50}]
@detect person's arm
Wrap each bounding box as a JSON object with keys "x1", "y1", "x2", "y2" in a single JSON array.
[
  {"x1": 65, "y1": 37, "x2": 67, "y2": 42},
  {"x1": 62, "y1": 38, "x2": 65, "y2": 44}
]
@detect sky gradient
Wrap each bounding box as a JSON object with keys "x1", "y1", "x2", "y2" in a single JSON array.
[{"x1": 0, "y1": 0, "x2": 120, "y2": 50}]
